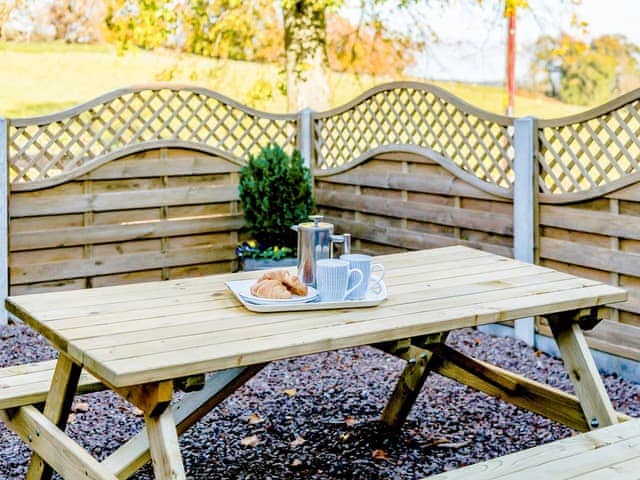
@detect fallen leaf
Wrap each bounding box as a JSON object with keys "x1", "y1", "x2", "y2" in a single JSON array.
[
  {"x1": 247, "y1": 413, "x2": 264, "y2": 425},
  {"x1": 240, "y1": 434, "x2": 260, "y2": 448},
  {"x1": 371, "y1": 449, "x2": 393, "y2": 463},
  {"x1": 344, "y1": 416, "x2": 357, "y2": 427},
  {"x1": 283, "y1": 388, "x2": 297, "y2": 397},
  {"x1": 290, "y1": 458, "x2": 303, "y2": 468},
  {"x1": 67, "y1": 413, "x2": 77, "y2": 424},
  {"x1": 290, "y1": 435, "x2": 306, "y2": 447},
  {"x1": 339, "y1": 432, "x2": 351, "y2": 441},
  {"x1": 72, "y1": 401, "x2": 90, "y2": 413}
]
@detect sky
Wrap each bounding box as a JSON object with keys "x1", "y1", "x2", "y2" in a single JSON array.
[{"x1": 403, "y1": 0, "x2": 640, "y2": 83}]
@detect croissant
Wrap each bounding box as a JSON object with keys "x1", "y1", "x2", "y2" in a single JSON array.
[
  {"x1": 250, "y1": 279, "x2": 292, "y2": 299},
  {"x1": 282, "y1": 274, "x2": 307, "y2": 296},
  {"x1": 257, "y1": 270, "x2": 308, "y2": 296},
  {"x1": 257, "y1": 269, "x2": 289, "y2": 283}
]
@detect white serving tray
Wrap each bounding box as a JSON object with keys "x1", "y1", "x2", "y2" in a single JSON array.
[{"x1": 225, "y1": 279, "x2": 387, "y2": 313}]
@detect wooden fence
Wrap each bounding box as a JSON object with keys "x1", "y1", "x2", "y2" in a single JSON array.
[
  {"x1": 3, "y1": 85, "x2": 298, "y2": 295},
  {"x1": 1, "y1": 82, "x2": 639, "y2": 368},
  {"x1": 310, "y1": 83, "x2": 640, "y2": 364}
]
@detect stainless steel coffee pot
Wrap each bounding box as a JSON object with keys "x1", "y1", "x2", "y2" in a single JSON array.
[{"x1": 292, "y1": 215, "x2": 351, "y2": 286}]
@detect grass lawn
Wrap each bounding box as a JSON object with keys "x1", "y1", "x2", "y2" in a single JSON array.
[{"x1": 2, "y1": 41, "x2": 586, "y2": 119}]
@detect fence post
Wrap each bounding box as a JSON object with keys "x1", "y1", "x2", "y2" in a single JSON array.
[
  {"x1": 298, "y1": 108, "x2": 313, "y2": 168},
  {"x1": 0, "y1": 118, "x2": 8, "y2": 325},
  {"x1": 513, "y1": 116, "x2": 539, "y2": 346}
]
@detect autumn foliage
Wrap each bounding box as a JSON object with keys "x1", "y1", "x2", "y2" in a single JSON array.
[{"x1": 326, "y1": 13, "x2": 418, "y2": 75}]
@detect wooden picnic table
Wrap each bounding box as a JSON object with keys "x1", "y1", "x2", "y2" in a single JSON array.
[{"x1": 3, "y1": 246, "x2": 628, "y2": 479}]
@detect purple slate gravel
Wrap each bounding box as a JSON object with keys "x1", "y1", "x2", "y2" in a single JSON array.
[{"x1": 0, "y1": 324, "x2": 638, "y2": 479}]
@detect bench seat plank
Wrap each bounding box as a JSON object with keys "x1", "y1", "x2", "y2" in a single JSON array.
[
  {"x1": 0, "y1": 360, "x2": 103, "y2": 410},
  {"x1": 427, "y1": 419, "x2": 640, "y2": 480}
]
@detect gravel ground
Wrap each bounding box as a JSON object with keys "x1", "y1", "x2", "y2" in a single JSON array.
[{"x1": 1, "y1": 324, "x2": 638, "y2": 479}]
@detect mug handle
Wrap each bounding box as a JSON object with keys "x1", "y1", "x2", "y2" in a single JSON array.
[
  {"x1": 369, "y1": 264, "x2": 385, "y2": 293},
  {"x1": 344, "y1": 268, "x2": 363, "y2": 300}
]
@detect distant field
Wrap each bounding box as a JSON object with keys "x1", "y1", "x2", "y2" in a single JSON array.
[{"x1": 2, "y1": 41, "x2": 586, "y2": 119}]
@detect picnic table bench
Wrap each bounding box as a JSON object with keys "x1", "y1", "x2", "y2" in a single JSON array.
[
  {"x1": 0, "y1": 246, "x2": 636, "y2": 479},
  {"x1": 429, "y1": 419, "x2": 640, "y2": 480}
]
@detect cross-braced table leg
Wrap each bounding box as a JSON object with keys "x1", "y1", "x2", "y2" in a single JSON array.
[
  {"x1": 1, "y1": 365, "x2": 265, "y2": 479},
  {"x1": 375, "y1": 324, "x2": 628, "y2": 433},
  {"x1": 380, "y1": 333, "x2": 448, "y2": 429},
  {"x1": 26, "y1": 352, "x2": 82, "y2": 480},
  {"x1": 103, "y1": 364, "x2": 264, "y2": 478}
]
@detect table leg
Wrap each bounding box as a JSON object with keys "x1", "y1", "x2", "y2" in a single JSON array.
[
  {"x1": 376, "y1": 339, "x2": 629, "y2": 432},
  {"x1": 146, "y1": 404, "x2": 185, "y2": 480},
  {"x1": 116, "y1": 381, "x2": 185, "y2": 479},
  {"x1": 548, "y1": 311, "x2": 618, "y2": 429},
  {"x1": 380, "y1": 333, "x2": 448, "y2": 429},
  {"x1": 103, "y1": 365, "x2": 264, "y2": 479},
  {"x1": 26, "y1": 352, "x2": 82, "y2": 480}
]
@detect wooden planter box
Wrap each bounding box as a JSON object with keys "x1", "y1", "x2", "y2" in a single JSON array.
[{"x1": 240, "y1": 257, "x2": 297, "y2": 272}]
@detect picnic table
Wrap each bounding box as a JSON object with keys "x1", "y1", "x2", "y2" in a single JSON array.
[{"x1": 2, "y1": 246, "x2": 628, "y2": 479}]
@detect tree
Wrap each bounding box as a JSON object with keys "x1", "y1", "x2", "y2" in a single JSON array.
[
  {"x1": 592, "y1": 35, "x2": 640, "y2": 94},
  {"x1": 281, "y1": 0, "x2": 331, "y2": 111},
  {"x1": 184, "y1": 0, "x2": 282, "y2": 62},
  {"x1": 532, "y1": 33, "x2": 640, "y2": 105},
  {"x1": 105, "y1": 0, "x2": 178, "y2": 51},
  {"x1": 326, "y1": 12, "x2": 418, "y2": 76},
  {"x1": 104, "y1": 0, "x2": 567, "y2": 112},
  {"x1": 49, "y1": 0, "x2": 106, "y2": 43}
]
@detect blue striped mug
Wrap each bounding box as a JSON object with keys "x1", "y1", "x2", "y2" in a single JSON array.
[{"x1": 316, "y1": 259, "x2": 363, "y2": 302}]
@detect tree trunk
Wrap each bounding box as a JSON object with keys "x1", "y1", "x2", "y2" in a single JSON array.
[{"x1": 282, "y1": 1, "x2": 330, "y2": 112}]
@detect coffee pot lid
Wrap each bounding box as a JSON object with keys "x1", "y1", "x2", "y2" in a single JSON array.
[{"x1": 297, "y1": 215, "x2": 333, "y2": 231}]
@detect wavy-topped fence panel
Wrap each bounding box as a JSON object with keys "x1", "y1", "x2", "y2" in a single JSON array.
[
  {"x1": 8, "y1": 85, "x2": 298, "y2": 189},
  {"x1": 537, "y1": 89, "x2": 640, "y2": 199},
  {"x1": 312, "y1": 82, "x2": 515, "y2": 189},
  {"x1": 9, "y1": 148, "x2": 245, "y2": 294},
  {"x1": 533, "y1": 90, "x2": 640, "y2": 361}
]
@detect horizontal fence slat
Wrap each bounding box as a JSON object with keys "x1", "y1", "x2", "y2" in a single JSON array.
[
  {"x1": 540, "y1": 205, "x2": 640, "y2": 241},
  {"x1": 80, "y1": 153, "x2": 241, "y2": 180},
  {"x1": 315, "y1": 190, "x2": 512, "y2": 235},
  {"x1": 606, "y1": 182, "x2": 640, "y2": 202},
  {"x1": 10, "y1": 184, "x2": 239, "y2": 217},
  {"x1": 537, "y1": 319, "x2": 640, "y2": 361},
  {"x1": 325, "y1": 215, "x2": 513, "y2": 258},
  {"x1": 10, "y1": 215, "x2": 244, "y2": 251},
  {"x1": 317, "y1": 170, "x2": 505, "y2": 201},
  {"x1": 540, "y1": 237, "x2": 640, "y2": 278},
  {"x1": 617, "y1": 296, "x2": 640, "y2": 316},
  {"x1": 10, "y1": 245, "x2": 237, "y2": 284}
]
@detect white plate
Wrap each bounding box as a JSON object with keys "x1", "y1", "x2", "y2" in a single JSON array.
[{"x1": 230, "y1": 279, "x2": 319, "y2": 305}]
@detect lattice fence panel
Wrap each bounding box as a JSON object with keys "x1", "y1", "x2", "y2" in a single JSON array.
[
  {"x1": 538, "y1": 99, "x2": 640, "y2": 194},
  {"x1": 313, "y1": 87, "x2": 515, "y2": 188},
  {"x1": 9, "y1": 88, "x2": 298, "y2": 184}
]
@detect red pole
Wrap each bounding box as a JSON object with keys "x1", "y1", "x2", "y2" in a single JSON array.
[{"x1": 506, "y1": 11, "x2": 516, "y2": 116}]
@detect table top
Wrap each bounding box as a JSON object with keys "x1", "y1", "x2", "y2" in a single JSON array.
[{"x1": 6, "y1": 246, "x2": 627, "y2": 388}]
